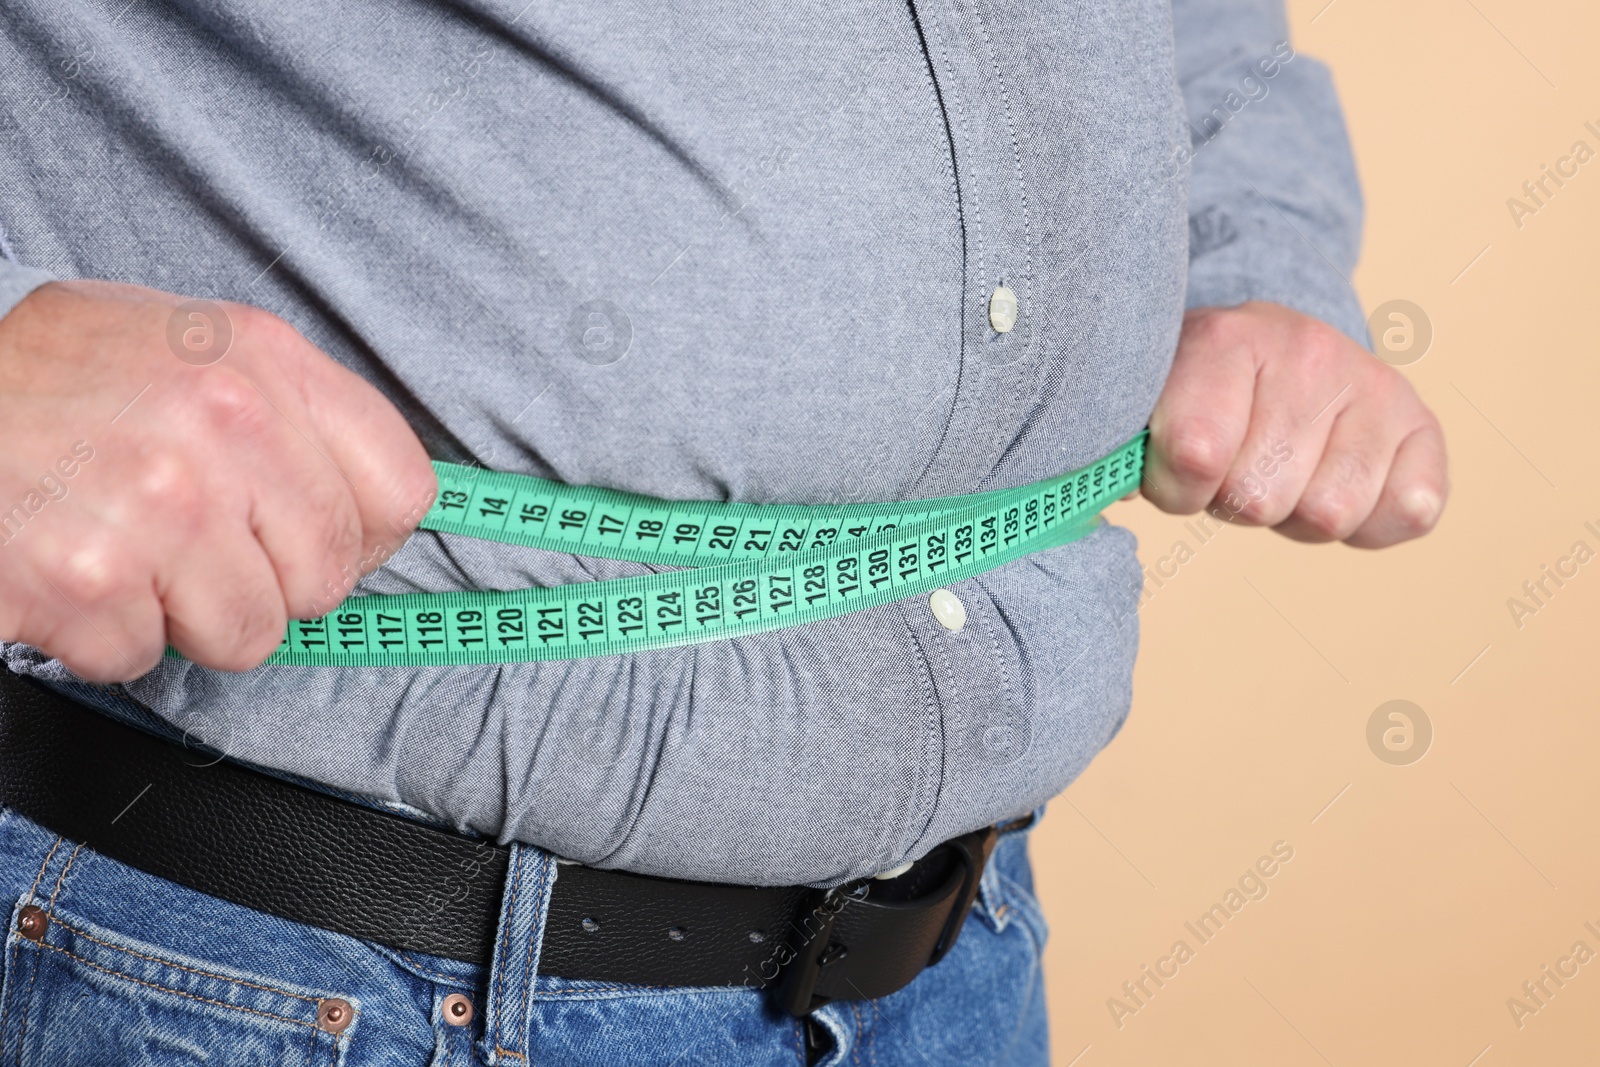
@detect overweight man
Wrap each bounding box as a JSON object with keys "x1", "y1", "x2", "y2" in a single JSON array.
[{"x1": 0, "y1": 1, "x2": 1444, "y2": 1063}]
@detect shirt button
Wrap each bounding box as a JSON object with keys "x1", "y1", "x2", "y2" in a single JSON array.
[
  {"x1": 988, "y1": 285, "x2": 1018, "y2": 333},
  {"x1": 928, "y1": 588, "x2": 967, "y2": 632}
]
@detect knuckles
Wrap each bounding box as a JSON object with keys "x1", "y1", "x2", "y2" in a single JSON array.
[
  {"x1": 1393, "y1": 495, "x2": 1443, "y2": 539},
  {"x1": 168, "y1": 576, "x2": 289, "y2": 673},
  {"x1": 393, "y1": 464, "x2": 439, "y2": 531},
  {"x1": 1296, "y1": 447, "x2": 1379, "y2": 540},
  {"x1": 1161, "y1": 422, "x2": 1234, "y2": 486},
  {"x1": 47, "y1": 539, "x2": 131, "y2": 606},
  {"x1": 17, "y1": 592, "x2": 165, "y2": 683},
  {"x1": 228, "y1": 303, "x2": 301, "y2": 355},
  {"x1": 64, "y1": 642, "x2": 164, "y2": 685},
  {"x1": 1182, "y1": 307, "x2": 1250, "y2": 355},
  {"x1": 191, "y1": 366, "x2": 274, "y2": 438},
  {"x1": 1222, "y1": 488, "x2": 1291, "y2": 527},
  {"x1": 195, "y1": 601, "x2": 287, "y2": 673},
  {"x1": 293, "y1": 503, "x2": 365, "y2": 616},
  {"x1": 1285, "y1": 315, "x2": 1346, "y2": 378},
  {"x1": 130, "y1": 451, "x2": 204, "y2": 527},
  {"x1": 1293, "y1": 488, "x2": 1366, "y2": 541}
]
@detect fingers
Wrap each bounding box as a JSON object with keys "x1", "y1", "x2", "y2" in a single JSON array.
[
  {"x1": 175, "y1": 305, "x2": 433, "y2": 617},
  {"x1": 0, "y1": 284, "x2": 434, "y2": 681},
  {"x1": 2, "y1": 532, "x2": 167, "y2": 683},
  {"x1": 1344, "y1": 420, "x2": 1448, "y2": 549},
  {"x1": 159, "y1": 520, "x2": 288, "y2": 671},
  {"x1": 276, "y1": 321, "x2": 437, "y2": 570},
  {"x1": 31, "y1": 589, "x2": 165, "y2": 683},
  {"x1": 176, "y1": 361, "x2": 367, "y2": 621},
  {"x1": 242, "y1": 439, "x2": 366, "y2": 621},
  {"x1": 1144, "y1": 302, "x2": 1449, "y2": 551},
  {"x1": 1143, "y1": 310, "x2": 1257, "y2": 513},
  {"x1": 1207, "y1": 320, "x2": 1357, "y2": 527},
  {"x1": 1271, "y1": 394, "x2": 1404, "y2": 543}
]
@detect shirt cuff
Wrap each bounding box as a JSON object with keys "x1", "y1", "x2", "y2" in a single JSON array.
[
  {"x1": 0, "y1": 260, "x2": 52, "y2": 321},
  {"x1": 1185, "y1": 206, "x2": 1371, "y2": 350}
]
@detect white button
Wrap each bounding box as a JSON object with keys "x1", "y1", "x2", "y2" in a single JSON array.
[
  {"x1": 874, "y1": 860, "x2": 915, "y2": 881},
  {"x1": 928, "y1": 588, "x2": 966, "y2": 632},
  {"x1": 988, "y1": 285, "x2": 1018, "y2": 333}
]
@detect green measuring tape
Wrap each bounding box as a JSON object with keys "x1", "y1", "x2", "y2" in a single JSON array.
[{"x1": 245, "y1": 431, "x2": 1145, "y2": 666}]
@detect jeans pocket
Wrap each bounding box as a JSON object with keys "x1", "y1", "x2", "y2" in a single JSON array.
[
  {"x1": 992, "y1": 867, "x2": 1049, "y2": 960},
  {"x1": 973, "y1": 824, "x2": 1049, "y2": 956},
  {"x1": 0, "y1": 898, "x2": 358, "y2": 1066}
]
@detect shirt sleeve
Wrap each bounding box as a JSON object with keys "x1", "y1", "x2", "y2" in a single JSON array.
[
  {"x1": 0, "y1": 258, "x2": 51, "y2": 320},
  {"x1": 1171, "y1": 0, "x2": 1370, "y2": 346}
]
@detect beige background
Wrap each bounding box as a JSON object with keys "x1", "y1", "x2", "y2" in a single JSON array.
[{"x1": 1035, "y1": 2, "x2": 1600, "y2": 1063}]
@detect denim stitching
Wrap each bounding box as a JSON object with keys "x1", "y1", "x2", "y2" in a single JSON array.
[
  {"x1": 491, "y1": 852, "x2": 527, "y2": 1057},
  {"x1": 41, "y1": 843, "x2": 83, "y2": 915},
  {"x1": 24, "y1": 940, "x2": 316, "y2": 1028},
  {"x1": 20, "y1": 837, "x2": 62, "y2": 908},
  {"x1": 384, "y1": 947, "x2": 473, "y2": 988},
  {"x1": 0, "y1": 935, "x2": 29, "y2": 1066},
  {"x1": 528, "y1": 983, "x2": 750, "y2": 1003},
  {"x1": 535, "y1": 982, "x2": 671, "y2": 995},
  {"x1": 996, "y1": 870, "x2": 1047, "y2": 951},
  {"x1": 9, "y1": 839, "x2": 65, "y2": 1066},
  {"x1": 514, "y1": 856, "x2": 554, "y2": 1053},
  {"x1": 47, "y1": 915, "x2": 327, "y2": 1005},
  {"x1": 403, "y1": 952, "x2": 463, "y2": 984},
  {"x1": 0, "y1": 939, "x2": 17, "y2": 1067}
]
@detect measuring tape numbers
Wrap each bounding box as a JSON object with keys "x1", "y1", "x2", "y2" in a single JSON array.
[{"x1": 227, "y1": 431, "x2": 1146, "y2": 666}]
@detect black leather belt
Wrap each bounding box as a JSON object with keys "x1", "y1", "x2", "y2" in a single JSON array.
[{"x1": 0, "y1": 667, "x2": 1013, "y2": 1014}]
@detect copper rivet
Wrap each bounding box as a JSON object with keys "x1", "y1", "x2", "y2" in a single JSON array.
[
  {"x1": 317, "y1": 998, "x2": 354, "y2": 1034},
  {"x1": 442, "y1": 992, "x2": 474, "y2": 1027},
  {"x1": 16, "y1": 905, "x2": 46, "y2": 942}
]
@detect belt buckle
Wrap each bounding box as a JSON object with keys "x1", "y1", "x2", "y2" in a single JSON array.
[
  {"x1": 775, "y1": 882, "x2": 859, "y2": 1016},
  {"x1": 777, "y1": 824, "x2": 1000, "y2": 1016},
  {"x1": 926, "y1": 825, "x2": 999, "y2": 966}
]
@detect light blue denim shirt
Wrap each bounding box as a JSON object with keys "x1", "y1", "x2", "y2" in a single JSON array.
[{"x1": 0, "y1": 0, "x2": 1364, "y2": 886}]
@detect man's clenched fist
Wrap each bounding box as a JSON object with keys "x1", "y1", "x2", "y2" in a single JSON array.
[
  {"x1": 0, "y1": 280, "x2": 436, "y2": 682},
  {"x1": 1142, "y1": 301, "x2": 1447, "y2": 548}
]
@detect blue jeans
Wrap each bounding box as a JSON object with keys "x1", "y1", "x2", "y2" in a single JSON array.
[{"x1": 0, "y1": 804, "x2": 1049, "y2": 1064}]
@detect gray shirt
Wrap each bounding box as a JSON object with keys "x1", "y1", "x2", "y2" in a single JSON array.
[{"x1": 0, "y1": 0, "x2": 1364, "y2": 886}]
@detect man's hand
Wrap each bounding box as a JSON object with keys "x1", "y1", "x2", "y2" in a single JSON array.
[
  {"x1": 0, "y1": 280, "x2": 436, "y2": 682},
  {"x1": 1141, "y1": 301, "x2": 1446, "y2": 548}
]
